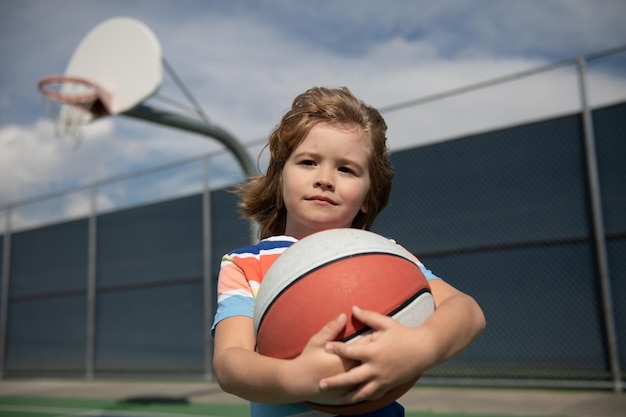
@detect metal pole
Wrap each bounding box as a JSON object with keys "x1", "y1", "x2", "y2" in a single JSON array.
[
  {"x1": 202, "y1": 157, "x2": 214, "y2": 380},
  {"x1": 577, "y1": 57, "x2": 622, "y2": 392},
  {"x1": 0, "y1": 208, "x2": 12, "y2": 379},
  {"x1": 85, "y1": 185, "x2": 98, "y2": 379},
  {"x1": 123, "y1": 104, "x2": 259, "y2": 243},
  {"x1": 123, "y1": 105, "x2": 257, "y2": 183}
]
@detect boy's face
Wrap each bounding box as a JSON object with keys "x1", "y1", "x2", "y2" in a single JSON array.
[{"x1": 282, "y1": 123, "x2": 371, "y2": 239}]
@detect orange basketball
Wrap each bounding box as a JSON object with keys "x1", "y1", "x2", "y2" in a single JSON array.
[{"x1": 253, "y1": 229, "x2": 434, "y2": 415}]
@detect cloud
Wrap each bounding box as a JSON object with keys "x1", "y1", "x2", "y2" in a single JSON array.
[
  {"x1": 0, "y1": 114, "x2": 252, "y2": 231},
  {"x1": 0, "y1": 118, "x2": 109, "y2": 202}
]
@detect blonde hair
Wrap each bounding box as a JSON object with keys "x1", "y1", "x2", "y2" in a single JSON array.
[{"x1": 236, "y1": 87, "x2": 393, "y2": 239}]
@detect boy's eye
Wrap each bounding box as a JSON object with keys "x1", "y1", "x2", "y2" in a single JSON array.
[
  {"x1": 300, "y1": 160, "x2": 315, "y2": 166},
  {"x1": 338, "y1": 167, "x2": 355, "y2": 174}
]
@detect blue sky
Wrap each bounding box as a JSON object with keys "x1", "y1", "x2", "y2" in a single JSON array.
[{"x1": 1, "y1": 0, "x2": 626, "y2": 229}]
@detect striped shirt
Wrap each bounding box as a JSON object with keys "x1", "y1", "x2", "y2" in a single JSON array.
[{"x1": 211, "y1": 235, "x2": 438, "y2": 417}]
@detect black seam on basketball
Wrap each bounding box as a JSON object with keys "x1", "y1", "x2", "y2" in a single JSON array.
[
  {"x1": 256, "y1": 252, "x2": 420, "y2": 335},
  {"x1": 339, "y1": 287, "x2": 432, "y2": 343}
]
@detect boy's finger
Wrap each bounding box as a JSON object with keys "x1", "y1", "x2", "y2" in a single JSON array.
[
  {"x1": 312, "y1": 313, "x2": 347, "y2": 343},
  {"x1": 352, "y1": 305, "x2": 396, "y2": 330},
  {"x1": 319, "y1": 363, "x2": 371, "y2": 394},
  {"x1": 325, "y1": 338, "x2": 369, "y2": 362}
]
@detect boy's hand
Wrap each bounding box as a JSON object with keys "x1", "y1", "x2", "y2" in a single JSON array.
[
  {"x1": 284, "y1": 313, "x2": 359, "y2": 402},
  {"x1": 319, "y1": 306, "x2": 436, "y2": 404}
]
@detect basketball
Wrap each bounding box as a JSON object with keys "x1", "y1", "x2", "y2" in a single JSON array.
[{"x1": 253, "y1": 228, "x2": 435, "y2": 415}]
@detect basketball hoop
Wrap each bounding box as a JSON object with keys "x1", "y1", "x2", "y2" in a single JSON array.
[{"x1": 37, "y1": 75, "x2": 113, "y2": 141}]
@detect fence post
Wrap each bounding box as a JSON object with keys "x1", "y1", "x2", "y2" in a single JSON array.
[
  {"x1": 85, "y1": 185, "x2": 98, "y2": 379},
  {"x1": 0, "y1": 208, "x2": 12, "y2": 379},
  {"x1": 577, "y1": 57, "x2": 623, "y2": 392},
  {"x1": 202, "y1": 157, "x2": 214, "y2": 380}
]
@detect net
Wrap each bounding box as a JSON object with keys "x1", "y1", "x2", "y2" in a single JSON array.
[{"x1": 38, "y1": 76, "x2": 111, "y2": 142}]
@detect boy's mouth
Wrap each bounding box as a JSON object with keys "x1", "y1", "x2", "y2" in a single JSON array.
[{"x1": 306, "y1": 195, "x2": 337, "y2": 205}]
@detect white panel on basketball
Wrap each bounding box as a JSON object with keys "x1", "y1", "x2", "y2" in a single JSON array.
[{"x1": 346, "y1": 292, "x2": 435, "y2": 345}]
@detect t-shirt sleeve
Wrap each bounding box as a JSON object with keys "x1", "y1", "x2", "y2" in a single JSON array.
[
  {"x1": 417, "y1": 262, "x2": 439, "y2": 281},
  {"x1": 394, "y1": 242, "x2": 440, "y2": 281},
  {"x1": 211, "y1": 254, "x2": 257, "y2": 336}
]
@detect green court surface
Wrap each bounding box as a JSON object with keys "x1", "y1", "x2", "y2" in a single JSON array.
[
  {"x1": 0, "y1": 396, "x2": 247, "y2": 417},
  {"x1": 0, "y1": 396, "x2": 539, "y2": 417}
]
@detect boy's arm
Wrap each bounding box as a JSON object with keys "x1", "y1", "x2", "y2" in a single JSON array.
[
  {"x1": 213, "y1": 313, "x2": 355, "y2": 403},
  {"x1": 320, "y1": 279, "x2": 485, "y2": 404},
  {"x1": 414, "y1": 278, "x2": 485, "y2": 365}
]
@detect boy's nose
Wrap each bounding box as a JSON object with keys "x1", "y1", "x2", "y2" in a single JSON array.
[{"x1": 315, "y1": 171, "x2": 334, "y2": 190}]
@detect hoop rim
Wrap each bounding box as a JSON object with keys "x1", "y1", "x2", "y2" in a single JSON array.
[{"x1": 37, "y1": 75, "x2": 112, "y2": 116}]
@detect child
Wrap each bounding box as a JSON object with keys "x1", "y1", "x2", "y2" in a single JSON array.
[{"x1": 212, "y1": 86, "x2": 485, "y2": 416}]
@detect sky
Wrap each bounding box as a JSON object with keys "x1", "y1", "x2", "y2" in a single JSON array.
[{"x1": 1, "y1": 0, "x2": 626, "y2": 231}]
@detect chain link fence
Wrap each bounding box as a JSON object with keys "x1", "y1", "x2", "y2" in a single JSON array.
[{"x1": 0, "y1": 47, "x2": 625, "y2": 390}]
